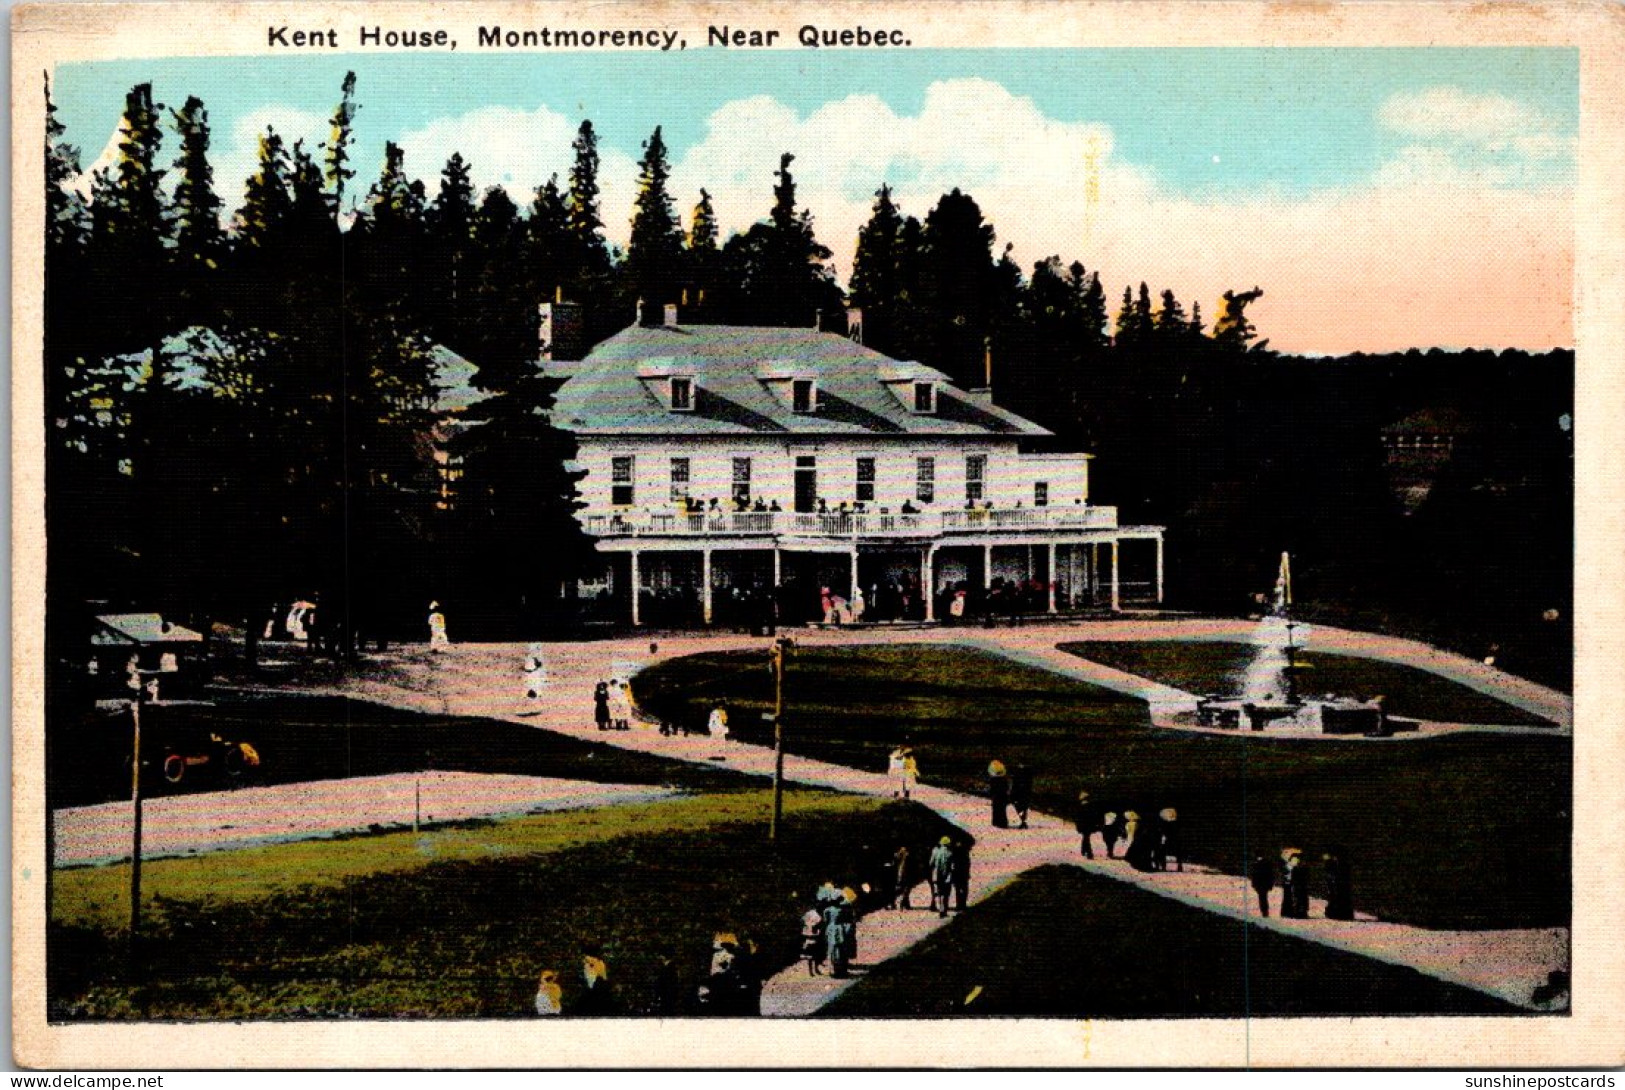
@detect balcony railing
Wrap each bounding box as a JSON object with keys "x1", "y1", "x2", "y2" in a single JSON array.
[{"x1": 581, "y1": 505, "x2": 1119, "y2": 540}]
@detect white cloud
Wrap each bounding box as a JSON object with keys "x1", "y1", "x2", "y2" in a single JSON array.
[{"x1": 1378, "y1": 87, "x2": 1567, "y2": 153}]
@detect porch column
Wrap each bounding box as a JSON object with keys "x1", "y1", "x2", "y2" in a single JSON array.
[
  {"x1": 702, "y1": 548, "x2": 714, "y2": 625},
  {"x1": 630, "y1": 550, "x2": 642, "y2": 627},
  {"x1": 772, "y1": 546, "x2": 781, "y2": 588},
  {"x1": 1155, "y1": 535, "x2": 1165, "y2": 604},
  {"x1": 923, "y1": 546, "x2": 936, "y2": 622},
  {"x1": 849, "y1": 547, "x2": 859, "y2": 602},
  {"x1": 1047, "y1": 543, "x2": 1058, "y2": 613},
  {"x1": 1110, "y1": 540, "x2": 1121, "y2": 612},
  {"x1": 983, "y1": 544, "x2": 993, "y2": 589},
  {"x1": 1089, "y1": 543, "x2": 1100, "y2": 601}
]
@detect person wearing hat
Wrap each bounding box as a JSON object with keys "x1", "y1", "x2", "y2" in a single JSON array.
[
  {"x1": 987, "y1": 760, "x2": 1011, "y2": 828},
  {"x1": 1322, "y1": 846, "x2": 1355, "y2": 920},
  {"x1": 1249, "y1": 853, "x2": 1276, "y2": 916},
  {"x1": 1280, "y1": 849, "x2": 1310, "y2": 919},
  {"x1": 928, "y1": 836, "x2": 956, "y2": 918},
  {"x1": 823, "y1": 888, "x2": 858, "y2": 977},
  {"x1": 1075, "y1": 791, "x2": 1104, "y2": 859},
  {"x1": 1124, "y1": 810, "x2": 1157, "y2": 872},
  {"x1": 427, "y1": 601, "x2": 450, "y2": 650},
  {"x1": 577, "y1": 947, "x2": 615, "y2": 1014},
  {"x1": 801, "y1": 906, "x2": 827, "y2": 975},
  {"x1": 1101, "y1": 810, "x2": 1123, "y2": 859},
  {"x1": 593, "y1": 679, "x2": 611, "y2": 731},
  {"x1": 888, "y1": 844, "x2": 913, "y2": 910},
  {"x1": 534, "y1": 969, "x2": 563, "y2": 1016},
  {"x1": 1156, "y1": 807, "x2": 1182, "y2": 872},
  {"x1": 521, "y1": 645, "x2": 548, "y2": 712}
]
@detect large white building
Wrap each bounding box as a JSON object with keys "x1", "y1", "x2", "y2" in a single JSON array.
[{"x1": 545, "y1": 305, "x2": 1164, "y2": 626}]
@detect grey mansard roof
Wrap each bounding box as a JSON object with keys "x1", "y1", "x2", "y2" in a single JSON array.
[{"x1": 548, "y1": 324, "x2": 1052, "y2": 438}]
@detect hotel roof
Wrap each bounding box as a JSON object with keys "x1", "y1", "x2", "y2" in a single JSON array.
[{"x1": 548, "y1": 324, "x2": 1052, "y2": 438}]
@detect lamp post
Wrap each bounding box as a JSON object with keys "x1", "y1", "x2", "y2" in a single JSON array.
[
  {"x1": 768, "y1": 637, "x2": 793, "y2": 840},
  {"x1": 124, "y1": 657, "x2": 152, "y2": 967}
]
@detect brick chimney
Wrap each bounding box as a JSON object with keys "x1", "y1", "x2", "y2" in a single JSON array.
[
  {"x1": 967, "y1": 336, "x2": 994, "y2": 405},
  {"x1": 539, "y1": 290, "x2": 585, "y2": 362}
]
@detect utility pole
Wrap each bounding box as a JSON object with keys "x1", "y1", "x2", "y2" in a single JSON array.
[
  {"x1": 126, "y1": 659, "x2": 147, "y2": 968},
  {"x1": 769, "y1": 637, "x2": 792, "y2": 840}
]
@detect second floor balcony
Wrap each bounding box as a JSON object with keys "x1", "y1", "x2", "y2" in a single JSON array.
[{"x1": 580, "y1": 503, "x2": 1121, "y2": 541}]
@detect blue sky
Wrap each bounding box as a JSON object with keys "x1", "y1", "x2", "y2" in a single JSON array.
[
  {"x1": 50, "y1": 48, "x2": 1578, "y2": 353},
  {"x1": 55, "y1": 48, "x2": 1576, "y2": 198}
]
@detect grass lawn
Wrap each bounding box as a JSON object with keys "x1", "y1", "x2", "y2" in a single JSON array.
[
  {"x1": 823, "y1": 866, "x2": 1521, "y2": 1017},
  {"x1": 52, "y1": 693, "x2": 749, "y2": 808},
  {"x1": 633, "y1": 645, "x2": 1570, "y2": 930},
  {"x1": 1061, "y1": 640, "x2": 1554, "y2": 727},
  {"x1": 50, "y1": 790, "x2": 959, "y2": 1019}
]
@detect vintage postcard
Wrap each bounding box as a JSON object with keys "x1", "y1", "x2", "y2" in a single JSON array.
[{"x1": 11, "y1": 0, "x2": 1625, "y2": 1070}]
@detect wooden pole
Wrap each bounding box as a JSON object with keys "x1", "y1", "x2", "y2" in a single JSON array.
[
  {"x1": 128, "y1": 687, "x2": 144, "y2": 963},
  {"x1": 770, "y1": 639, "x2": 786, "y2": 840}
]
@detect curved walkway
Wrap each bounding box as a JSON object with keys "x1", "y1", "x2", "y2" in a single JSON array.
[{"x1": 293, "y1": 620, "x2": 1569, "y2": 1013}]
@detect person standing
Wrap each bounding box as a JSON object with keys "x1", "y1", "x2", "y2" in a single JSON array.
[
  {"x1": 1075, "y1": 791, "x2": 1103, "y2": 859},
  {"x1": 1011, "y1": 764, "x2": 1034, "y2": 829},
  {"x1": 708, "y1": 704, "x2": 730, "y2": 740},
  {"x1": 593, "y1": 680, "x2": 611, "y2": 731},
  {"x1": 609, "y1": 679, "x2": 632, "y2": 730},
  {"x1": 988, "y1": 760, "x2": 1011, "y2": 828},
  {"x1": 1250, "y1": 854, "x2": 1276, "y2": 916},
  {"x1": 801, "y1": 907, "x2": 827, "y2": 975},
  {"x1": 1124, "y1": 810, "x2": 1158, "y2": 871},
  {"x1": 951, "y1": 838, "x2": 973, "y2": 912},
  {"x1": 1156, "y1": 808, "x2": 1182, "y2": 872},
  {"x1": 889, "y1": 845, "x2": 913, "y2": 910},
  {"x1": 888, "y1": 746, "x2": 907, "y2": 797},
  {"x1": 928, "y1": 836, "x2": 955, "y2": 918},
  {"x1": 534, "y1": 969, "x2": 563, "y2": 1016},
  {"x1": 902, "y1": 748, "x2": 920, "y2": 799},
  {"x1": 1281, "y1": 849, "x2": 1309, "y2": 919},
  {"x1": 427, "y1": 601, "x2": 450, "y2": 651},
  {"x1": 577, "y1": 948, "x2": 614, "y2": 1015},
  {"x1": 1323, "y1": 847, "x2": 1355, "y2": 920},
  {"x1": 1102, "y1": 811, "x2": 1123, "y2": 859}
]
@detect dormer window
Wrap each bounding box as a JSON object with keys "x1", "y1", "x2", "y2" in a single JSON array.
[
  {"x1": 912, "y1": 381, "x2": 937, "y2": 413},
  {"x1": 669, "y1": 376, "x2": 695, "y2": 411},
  {"x1": 792, "y1": 378, "x2": 818, "y2": 413}
]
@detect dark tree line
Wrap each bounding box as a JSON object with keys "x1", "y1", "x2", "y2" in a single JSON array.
[{"x1": 44, "y1": 74, "x2": 1573, "y2": 692}]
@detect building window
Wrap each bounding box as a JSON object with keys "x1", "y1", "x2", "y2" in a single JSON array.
[
  {"x1": 611, "y1": 455, "x2": 635, "y2": 506},
  {"x1": 913, "y1": 381, "x2": 936, "y2": 413},
  {"x1": 1034, "y1": 481, "x2": 1049, "y2": 507},
  {"x1": 855, "y1": 457, "x2": 876, "y2": 503},
  {"x1": 966, "y1": 454, "x2": 987, "y2": 504},
  {"x1": 732, "y1": 457, "x2": 752, "y2": 505},
  {"x1": 792, "y1": 378, "x2": 817, "y2": 413},
  {"x1": 670, "y1": 457, "x2": 690, "y2": 503},
  {"x1": 916, "y1": 456, "x2": 935, "y2": 504},
  {"x1": 669, "y1": 376, "x2": 694, "y2": 411}
]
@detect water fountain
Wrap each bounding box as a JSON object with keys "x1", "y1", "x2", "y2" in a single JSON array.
[{"x1": 1196, "y1": 553, "x2": 1394, "y2": 735}]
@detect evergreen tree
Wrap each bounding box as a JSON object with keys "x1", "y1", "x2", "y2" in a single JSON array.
[
  {"x1": 100, "y1": 83, "x2": 167, "y2": 257},
  {"x1": 324, "y1": 71, "x2": 359, "y2": 221},
  {"x1": 1114, "y1": 286, "x2": 1138, "y2": 348},
  {"x1": 526, "y1": 175, "x2": 573, "y2": 300},
  {"x1": 1213, "y1": 286, "x2": 1266, "y2": 352},
  {"x1": 1079, "y1": 269, "x2": 1110, "y2": 353},
  {"x1": 1135, "y1": 282, "x2": 1155, "y2": 341},
  {"x1": 850, "y1": 184, "x2": 905, "y2": 353},
  {"x1": 720, "y1": 152, "x2": 840, "y2": 327},
  {"x1": 429, "y1": 152, "x2": 478, "y2": 316},
  {"x1": 44, "y1": 73, "x2": 89, "y2": 253},
  {"x1": 234, "y1": 127, "x2": 293, "y2": 247},
  {"x1": 624, "y1": 126, "x2": 684, "y2": 320},
  {"x1": 567, "y1": 120, "x2": 610, "y2": 281},
  {"x1": 920, "y1": 188, "x2": 998, "y2": 387},
  {"x1": 1153, "y1": 288, "x2": 1188, "y2": 339},
  {"x1": 685, "y1": 188, "x2": 720, "y2": 318},
  {"x1": 169, "y1": 95, "x2": 223, "y2": 267},
  {"x1": 1188, "y1": 300, "x2": 1205, "y2": 339}
]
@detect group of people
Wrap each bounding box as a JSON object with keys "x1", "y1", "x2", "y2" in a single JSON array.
[
  {"x1": 534, "y1": 945, "x2": 616, "y2": 1016},
  {"x1": 798, "y1": 833, "x2": 976, "y2": 977},
  {"x1": 533, "y1": 933, "x2": 765, "y2": 1017},
  {"x1": 1072, "y1": 791, "x2": 1184, "y2": 873},
  {"x1": 1250, "y1": 846, "x2": 1356, "y2": 921},
  {"x1": 592, "y1": 678, "x2": 634, "y2": 731},
  {"x1": 886, "y1": 746, "x2": 920, "y2": 799},
  {"x1": 986, "y1": 760, "x2": 1035, "y2": 829}
]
